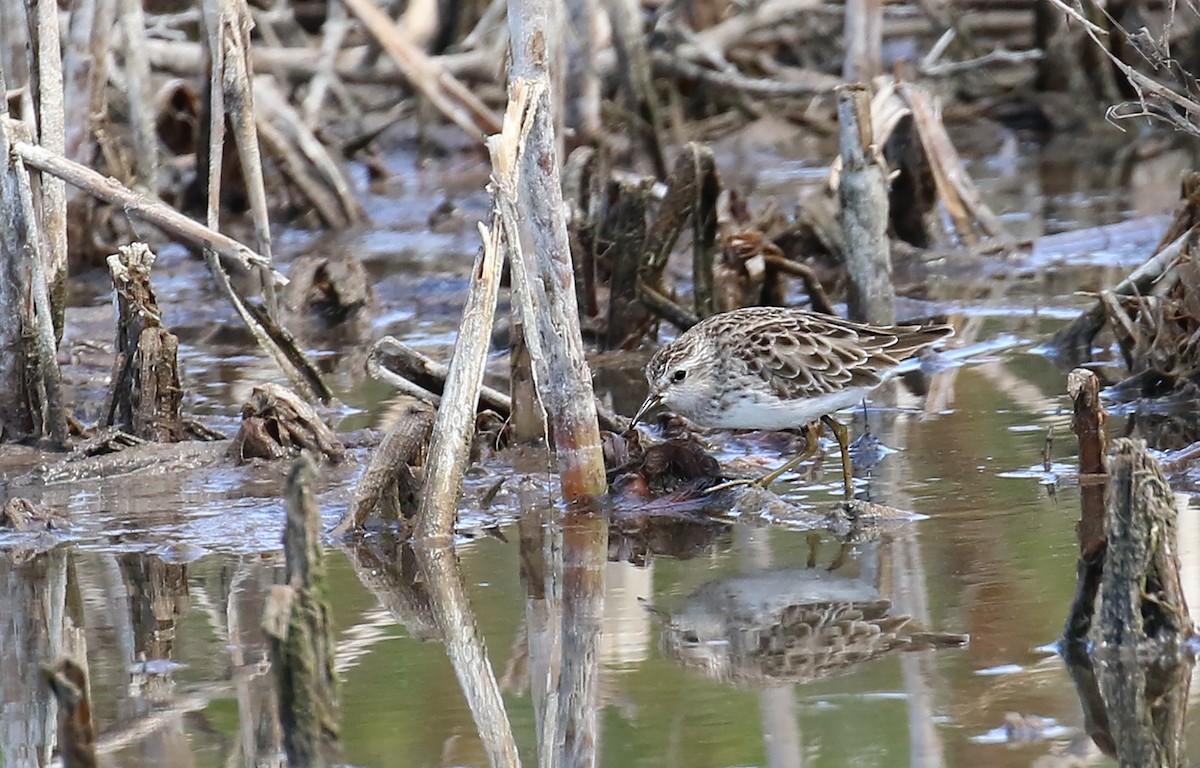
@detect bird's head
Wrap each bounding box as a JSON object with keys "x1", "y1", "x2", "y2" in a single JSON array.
[{"x1": 631, "y1": 335, "x2": 717, "y2": 427}]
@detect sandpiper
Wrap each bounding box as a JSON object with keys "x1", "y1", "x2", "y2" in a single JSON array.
[{"x1": 632, "y1": 307, "x2": 953, "y2": 498}]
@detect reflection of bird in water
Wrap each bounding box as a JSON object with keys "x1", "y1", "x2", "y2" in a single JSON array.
[
  {"x1": 633, "y1": 307, "x2": 952, "y2": 498},
  {"x1": 660, "y1": 570, "x2": 966, "y2": 685}
]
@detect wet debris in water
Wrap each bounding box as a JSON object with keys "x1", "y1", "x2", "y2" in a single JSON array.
[
  {"x1": 0, "y1": 497, "x2": 62, "y2": 532},
  {"x1": 283, "y1": 252, "x2": 376, "y2": 335},
  {"x1": 229, "y1": 383, "x2": 346, "y2": 464},
  {"x1": 334, "y1": 398, "x2": 434, "y2": 536}
]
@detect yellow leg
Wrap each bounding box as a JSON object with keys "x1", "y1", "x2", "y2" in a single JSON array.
[
  {"x1": 757, "y1": 421, "x2": 824, "y2": 487},
  {"x1": 821, "y1": 414, "x2": 854, "y2": 500},
  {"x1": 705, "y1": 422, "x2": 824, "y2": 494}
]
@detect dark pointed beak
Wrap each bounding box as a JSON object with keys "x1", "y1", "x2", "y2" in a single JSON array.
[{"x1": 630, "y1": 392, "x2": 662, "y2": 430}]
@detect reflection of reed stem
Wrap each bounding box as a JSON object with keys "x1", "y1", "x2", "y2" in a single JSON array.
[
  {"x1": 555, "y1": 510, "x2": 607, "y2": 768},
  {"x1": 417, "y1": 543, "x2": 522, "y2": 767}
]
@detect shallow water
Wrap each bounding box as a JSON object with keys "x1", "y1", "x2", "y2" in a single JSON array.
[{"x1": 3, "y1": 125, "x2": 1200, "y2": 768}]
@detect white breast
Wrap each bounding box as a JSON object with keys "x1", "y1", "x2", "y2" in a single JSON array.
[{"x1": 700, "y1": 386, "x2": 873, "y2": 430}]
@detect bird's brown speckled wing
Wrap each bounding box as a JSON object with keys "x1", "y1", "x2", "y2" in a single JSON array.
[{"x1": 701, "y1": 308, "x2": 952, "y2": 400}]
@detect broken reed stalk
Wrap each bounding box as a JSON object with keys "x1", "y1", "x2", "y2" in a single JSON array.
[
  {"x1": 104, "y1": 244, "x2": 186, "y2": 441},
  {"x1": 604, "y1": 0, "x2": 667, "y2": 178},
  {"x1": 334, "y1": 401, "x2": 435, "y2": 535},
  {"x1": 26, "y1": 0, "x2": 69, "y2": 336},
  {"x1": 1094, "y1": 439, "x2": 1194, "y2": 766},
  {"x1": 0, "y1": 97, "x2": 68, "y2": 447},
  {"x1": 196, "y1": 19, "x2": 330, "y2": 403},
  {"x1": 414, "y1": 542, "x2": 522, "y2": 768},
  {"x1": 605, "y1": 179, "x2": 652, "y2": 349},
  {"x1": 1068, "y1": 368, "x2": 1106, "y2": 554},
  {"x1": 41, "y1": 658, "x2": 97, "y2": 768},
  {"x1": 254, "y1": 78, "x2": 366, "y2": 229},
  {"x1": 897, "y1": 81, "x2": 1013, "y2": 246},
  {"x1": 843, "y1": 0, "x2": 883, "y2": 81},
  {"x1": 500, "y1": 0, "x2": 608, "y2": 501},
  {"x1": 340, "y1": 0, "x2": 500, "y2": 142},
  {"x1": 1098, "y1": 439, "x2": 1192, "y2": 647},
  {"x1": 263, "y1": 456, "x2": 340, "y2": 768},
  {"x1": 639, "y1": 143, "x2": 719, "y2": 321},
  {"x1": 563, "y1": 0, "x2": 601, "y2": 144},
  {"x1": 414, "y1": 222, "x2": 505, "y2": 540},
  {"x1": 120, "y1": 0, "x2": 158, "y2": 190},
  {"x1": 5, "y1": 131, "x2": 275, "y2": 274},
  {"x1": 1053, "y1": 225, "x2": 1197, "y2": 356},
  {"x1": 836, "y1": 83, "x2": 895, "y2": 325},
  {"x1": 206, "y1": 0, "x2": 279, "y2": 316}
]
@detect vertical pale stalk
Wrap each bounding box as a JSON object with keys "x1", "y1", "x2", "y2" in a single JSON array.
[
  {"x1": 415, "y1": 221, "x2": 505, "y2": 540},
  {"x1": 62, "y1": 0, "x2": 116, "y2": 169},
  {"x1": 505, "y1": 0, "x2": 608, "y2": 502},
  {"x1": 120, "y1": 0, "x2": 158, "y2": 190},
  {"x1": 603, "y1": 0, "x2": 666, "y2": 178},
  {"x1": 843, "y1": 0, "x2": 883, "y2": 82},
  {"x1": 27, "y1": 0, "x2": 69, "y2": 326},
  {"x1": 213, "y1": 0, "x2": 278, "y2": 315},
  {"x1": 837, "y1": 83, "x2": 894, "y2": 325},
  {"x1": 0, "y1": 71, "x2": 68, "y2": 446},
  {"x1": 563, "y1": 0, "x2": 600, "y2": 145}
]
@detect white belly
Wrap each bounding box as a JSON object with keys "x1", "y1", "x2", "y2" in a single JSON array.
[{"x1": 703, "y1": 387, "x2": 871, "y2": 430}]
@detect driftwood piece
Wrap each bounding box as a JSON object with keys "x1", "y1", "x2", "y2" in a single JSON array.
[
  {"x1": 263, "y1": 456, "x2": 340, "y2": 768},
  {"x1": 368, "y1": 335, "x2": 627, "y2": 435},
  {"x1": 1068, "y1": 368, "x2": 1106, "y2": 555},
  {"x1": 104, "y1": 244, "x2": 187, "y2": 442},
  {"x1": 41, "y1": 658, "x2": 97, "y2": 768},
  {"x1": 229, "y1": 383, "x2": 345, "y2": 463},
  {"x1": 334, "y1": 401, "x2": 434, "y2": 535},
  {"x1": 837, "y1": 84, "x2": 895, "y2": 325},
  {"x1": 1, "y1": 498, "x2": 60, "y2": 531}
]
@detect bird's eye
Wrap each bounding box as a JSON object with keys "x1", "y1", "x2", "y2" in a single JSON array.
[{"x1": 671, "y1": 369, "x2": 687, "y2": 383}]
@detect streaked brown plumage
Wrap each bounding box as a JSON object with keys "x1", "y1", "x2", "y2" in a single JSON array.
[{"x1": 633, "y1": 307, "x2": 953, "y2": 495}]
